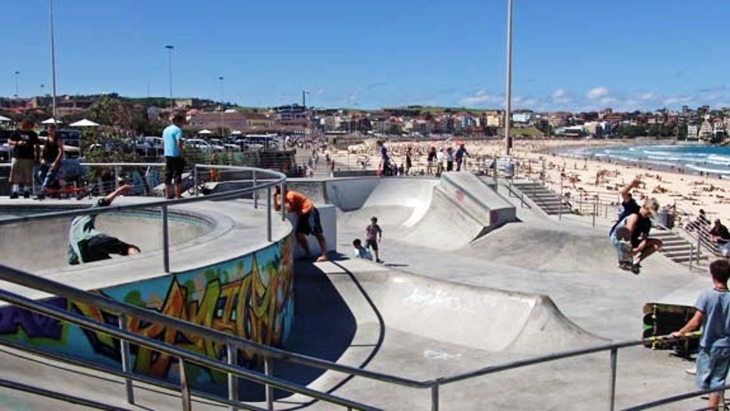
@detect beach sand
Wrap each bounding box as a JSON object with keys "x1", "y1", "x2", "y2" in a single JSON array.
[{"x1": 329, "y1": 138, "x2": 730, "y2": 227}]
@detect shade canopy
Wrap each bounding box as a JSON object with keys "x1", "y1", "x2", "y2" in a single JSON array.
[
  {"x1": 199, "y1": 129, "x2": 213, "y2": 135},
  {"x1": 42, "y1": 118, "x2": 62, "y2": 125},
  {"x1": 70, "y1": 118, "x2": 100, "y2": 127},
  {"x1": 0, "y1": 115, "x2": 11, "y2": 122}
]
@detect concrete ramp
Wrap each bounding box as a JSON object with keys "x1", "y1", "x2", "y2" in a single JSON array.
[{"x1": 325, "y1": 261, "x2": 604, "y2": 354}]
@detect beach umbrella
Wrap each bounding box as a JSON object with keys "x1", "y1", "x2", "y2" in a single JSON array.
[
  {"x1": 70, "y1": 118, "x2": 100, "y2": 127},
  {"x1": 199, "y1": 129, "x2": 213, "y2": 135},
  {"x1": 0, "y1": 115, "x2": 11, "y2": 122},
  {"x1": 42, "y1": 118, "x2": 62, "y2": 125}
]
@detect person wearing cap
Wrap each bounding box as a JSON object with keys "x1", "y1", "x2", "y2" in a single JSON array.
[
  {"x1": 67, "y1": 184, "x2": 140, "y2": 265},
  {"x1": 610, "y1": 195, "x2": 663, "y2": 274},
  {"x1": 273, "y1": 184, "x2": 328, "y2": 262}
]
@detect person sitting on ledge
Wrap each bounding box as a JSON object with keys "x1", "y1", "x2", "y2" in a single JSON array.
[{"x1": 68, "y1": 184, "x2": 140, "y2": 265}]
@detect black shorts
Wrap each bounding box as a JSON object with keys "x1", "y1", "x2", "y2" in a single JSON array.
[
  {"x1": 366, "y1": 238, "x2": 378, "y2": 251},
  {"x1": 83, "y1": 235, "x2": 136, "y2": 263},
  {"x1": 165, "y1": 156, "x2": 185, "y2": 185},
  {"x1": 296, "y1": 208, "x2": 323, "y2": 236}
]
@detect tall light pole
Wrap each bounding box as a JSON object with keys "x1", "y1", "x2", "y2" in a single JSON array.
[
  {"x1": 14, "y1": 71, "x2": 20, "y2": 98},
  {"x1": 50, "y1": 0, "x2": 58, "y2": 121},
  {"x1": 165, "y1": 45, "x2": 174, "y2": 113},
  {"x1": 40, "y1": 84, "x2": 45, "y2": 96},
  {"x1": 218, "y1": 76, "x2": 224, "y2": 137},
  {"x1": 504, "y1": 0, "x2": 514, "y2": 155}
]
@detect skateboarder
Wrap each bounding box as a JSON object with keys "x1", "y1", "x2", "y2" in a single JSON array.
[
  {"x1": 68, "y1": 184, "x2": 140, "y2": 265},
  {"x1": 273, "y1": 185, "x2": 328, "y2": 262},
  {"x1": 609, "y1": 196, "x2": 662, "y2": 274},
  {"x1": 671, "y1": 259, "x2": 730, "y2": 411}
]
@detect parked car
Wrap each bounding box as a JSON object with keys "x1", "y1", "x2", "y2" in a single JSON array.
[{"x1": 184, "y1": 138, "x2": 224, "y2": 154}]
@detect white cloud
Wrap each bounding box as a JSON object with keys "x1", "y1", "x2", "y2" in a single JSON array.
[
  {"x1": 347, "y1": 91, "x2": 361, "y2": 105},
  {"x1": 551, "y1": 88, "x2": 571, "y2": 104},
  {"x1": 587, "y1": 86, "x2": 609, "y2": 100},
  {"x1": 459, "y1": 90, "x2": 492, "y2": 106},
  {"x1": 639, "y1": 92, "x2": 656, "y2": 101},
  {"x1": 311, "y1": 89, "x2": 325, "y2": 96},
  {"x1": 663, "y1": 95, "x2": 694, "y2": 105}
]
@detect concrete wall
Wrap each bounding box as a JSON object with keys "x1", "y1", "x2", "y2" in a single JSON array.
[{"x1": 0, "y1": 236, "x2": 294, "y2": 393}]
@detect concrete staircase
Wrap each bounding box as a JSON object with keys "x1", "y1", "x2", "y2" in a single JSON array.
[
  {"x1": 652, "y1": 229, "x2": 707, "y2": 265},
  {"x1": 510, "y1": 182, "x2": 566, "y2": 216}
]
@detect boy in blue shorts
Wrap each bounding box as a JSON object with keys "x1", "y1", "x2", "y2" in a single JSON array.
[{"x1": 672, "y1": 259, "x2": 730, "y2": 410}]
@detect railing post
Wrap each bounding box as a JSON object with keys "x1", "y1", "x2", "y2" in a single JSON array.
[
  {"x1": 593, "y1": 197, "x2": 597, "y2": 227},
  {"x1": 162, "y1": 205, "x2": 170, "y2": 273},
  {"x1": 608, "y1": 347, "x2": 618, "y2": 411},
  {"x1": 179, "y1": 358, "x2": 192, "y2": 411},
  {"x1": 253, "y1": 171, "x2": 258, "y2": 209},
  {"x1": 227, "y1": 344, "x2": 239, "y2": 411},
  {"x1": 558, "y1": 178, "x2": 563, "y2": 221},
  {"x1": 696, "y1": 233, "x2": 702, "y2": 263},
  {"x1": 114, "y1": 166, "x2": 121, "y2": 190},
  {"x1": 279, "y1": 181, "x2": 286, "y2": 221},
  {"x1": 689, "y1": 243, "x2": 694, "y2": 271},
  {"x1": 118, "y1": 314, "x2": 135, "y2": 405},
  {"x1": 267, "y1": 186, "x2": 273, "y2": 242},
  {"x1": 431, "y1": 383, "x2": 440, "y2": 411},
  {"x1": 193, "y1": 164, "x2": 199, "y2": 197},
  {"x1": 264, "y1": 357, "x2": 274, "y2": 410}
]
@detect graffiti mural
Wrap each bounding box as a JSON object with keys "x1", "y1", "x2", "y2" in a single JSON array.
[{"x1": 0, "y1": 236, "x2": 294, "y2": 389}]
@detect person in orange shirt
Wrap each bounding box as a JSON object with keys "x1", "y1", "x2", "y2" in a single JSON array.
[{"x1": 273, "y1": 185, "x2": 328, "y2": 262}]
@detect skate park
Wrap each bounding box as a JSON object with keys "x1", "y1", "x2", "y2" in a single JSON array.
[{"x1": 0, "y1": 164, "x2": 713, "y2": 410}]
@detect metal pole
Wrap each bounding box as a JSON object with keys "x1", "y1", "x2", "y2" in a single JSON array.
[
  {"x1": 227, "y1": 344, "x2": 238, "y2": 411},
  {"x1": 593, "y1": 197, "x2": 597, "y2": 227},
  {"x1": 179, "y1": 358, "x2": 192, "y2": 411},
  {"x1": 267, "y1": 186, "x2": 272, "y2": 242},
  {"x1": 431, "y1": 383, "x2": 440, "y2": 411},
  {"x1": 503, "y1": 0, "x2": 514, "y2": 156},
  {"x1": 264, "y1": 357, "x2": 274, "y2": 410},
  {"x1": 253, "y1": 171, "x2": 258, "y2": 209},
  {"x1": 162, "y1": 205, "x2": 170, "y2": 272},
  {"x1": 689, "y1": 243, "x2": 694, "y2": 271},
  {"x1": 49, "y1": 0, "x2": 57, "y2": 120},
  {"x1": 279, "y1": 181, "x2": 286, "y2": 221},
  {"x1": 14, "y1": 71, "x2": 19, "y2": 98},
  {"x1": 118, "y1": 314, "x2": 135, "y2": 405},
  {"x1": 608, "y1": 347, "x2": 618, "y2": 411},
  {"x1": 165, "y1": 45, "x2": 174, "y2": 113},
  {"x1": 114, "y1": 166, "x2": 120, "y2": 190},
  {"x1": 193, "y1": 164, "x2": 199, "y2": 197},
  {"x1": 558, "y1": 176, "x2": 563, "y2": 221},
  {"x1": 219, "y1": 76, "x2": 225, "y2": 136}
]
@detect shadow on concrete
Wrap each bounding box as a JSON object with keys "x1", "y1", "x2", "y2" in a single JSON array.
[{"x1": 236, "y1": 260, "x2": 359, "y2": 403}]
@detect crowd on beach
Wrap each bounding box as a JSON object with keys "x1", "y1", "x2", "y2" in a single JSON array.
[{"x1": 324, "y1": 137, "x2": 730, "y2": 230}]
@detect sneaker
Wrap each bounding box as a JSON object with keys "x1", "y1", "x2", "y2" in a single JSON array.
[
  {"x1": 9, "y1": 192, "x2": 18, "y2": 199},
  {"x1": 631, "y1": 263, "x2": 641, "y2": 275},
  {"x1": 376, "y1": 259, "x2": 384, "y2": 264},
  {"x1": 685, "y1": 366, "x2": 697, "y2": 375},
  {"x1": 23, "y1": 191, "x2": 30, "y2": 199}
]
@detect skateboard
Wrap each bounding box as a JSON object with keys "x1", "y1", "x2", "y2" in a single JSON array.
[
  {"x1": 642, "y1": 303, "x2": 699, "y2": 352},
  {"x1": 614, "y1": 226, "x2": 634, "y2": 269}
]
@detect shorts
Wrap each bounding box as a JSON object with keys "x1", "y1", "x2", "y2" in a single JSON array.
[
  {"x1": 10, "y1": 158, "x2": 34, "y2": 185},
  {"x1": 296, "y1": 208, "x2": 323, "y2": 236},
  {"x1": 83, "y1": 235, "x2": 137, "y2": 263},
  {"x1": 366, "y1": 238, "x2": 379, "y2": 251},
  {"x1": 165, "y1": 156, "x2": 185, "y2": 185},
  {"x1": 696, "y1": 346, "x2": 730, "y2": 392}
]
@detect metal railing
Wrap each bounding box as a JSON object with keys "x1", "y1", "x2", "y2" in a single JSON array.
[
  {"x1": 0, "y1": 163, "x2": 289, "y2": 271},
  {"x1": 0, "y1": 260, "x2": 714, "y2": 411}
]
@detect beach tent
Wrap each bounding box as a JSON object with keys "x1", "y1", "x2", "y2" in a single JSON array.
[
  {"x1": 0, "y1": 115, "x2": 11, "y2": 122},
  {"x1": 199, "y1": 129, "x2": 213, "y2": 135},
  {"x1": 70, "y1": 118, "x2": 100, "y2": 127},
  {"x1": 42, "y1": 118, "x2": 62, "y2": 125}
]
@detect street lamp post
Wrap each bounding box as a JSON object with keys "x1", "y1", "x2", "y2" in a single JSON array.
[
  {"x1": 218, "y1": 76, "x2": 224, "y2": 137},
  {"x1": 40, "y1": 84, "x2": 45, "y2": 96},
  {"x1": 14, "y1": 71, "x2": 20, "y2": 98},
  {"x1": 165, "y1": 45, "x2": 174, "y2": 113},
  {"x1": 50, "y1": 0, "x2": 58, "y2": 121},
  {"x1": 504, "y1": 0, "x2": 514, "y2": 156}
]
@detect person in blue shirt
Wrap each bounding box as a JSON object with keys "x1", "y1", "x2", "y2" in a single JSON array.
[
  {"x1": 672, "y1": 259, "x2": 730, "y2": 411},
  {"x1": 455, "y1": 143, "x2": 469, "y2": 171},
  {"x1": 352, "y1": 238, "x2": 372, "y2": 260},
  {"x1": 162, "y1": 114, "x2": 186, "y2": 199}
]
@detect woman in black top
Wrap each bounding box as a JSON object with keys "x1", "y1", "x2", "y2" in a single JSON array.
[{"x1": 37, "y1": 124, "x2": 64, "y2": 199}]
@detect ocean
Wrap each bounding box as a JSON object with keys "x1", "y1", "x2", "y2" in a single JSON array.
[{"x1": 564, "y1": 143, "x2": 730, "y2": 176}]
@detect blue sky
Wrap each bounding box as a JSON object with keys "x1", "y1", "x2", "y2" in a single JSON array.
[{"x1": 2, "y1": 0, "x2": 729, "y2": 111}]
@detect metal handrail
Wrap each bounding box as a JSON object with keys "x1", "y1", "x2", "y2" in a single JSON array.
[
  {"x1": 0, "y1": 377, "x2": 133, "y2": 411},
  {"x1": 0, "y1": 286, "x2": 381, "y2": 411},
  {"x1": 0, "y1": 265, "x2": 427, "y2": 389}
]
